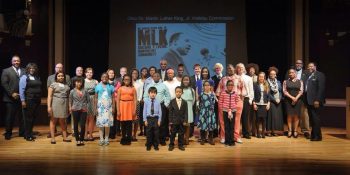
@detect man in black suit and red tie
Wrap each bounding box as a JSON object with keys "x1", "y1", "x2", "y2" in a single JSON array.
[
  {"x1": 304, "y1": 62, "x2": 326, "y2": 141},
  {"x1": 1, "y1": 55, "x2": 26, "y2": 140}
]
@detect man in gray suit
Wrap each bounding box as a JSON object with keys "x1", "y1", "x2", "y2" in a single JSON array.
[
  {"x1": 162, "y1": 32, "x2": 191, "y2": 76},
  {"x1": 1, "y1": 55, "x2": 26, "y2": 140}
]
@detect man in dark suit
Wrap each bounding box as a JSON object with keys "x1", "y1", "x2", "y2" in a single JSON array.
[
  {"x1": 304, "y1": 62, "x2": 325, "y2": 141},
  {"x1": 162, "y1": 32, "x2": 191, "y2": 76},
  {"x1": 168, "y1": 86, "x2": 187, "y2": 151},
  {"x1": 1, "y1": 55, "x2": 26, "y2": 140},
  {"x1": 189, "y1": 64, "x2": 201, "y2": 137},
  {"x1": 157, "y1": 59, "x2": 168, "y2": 81},
  {"x1": 190, "y1": 64, "x2": 201, "y2": 90}
]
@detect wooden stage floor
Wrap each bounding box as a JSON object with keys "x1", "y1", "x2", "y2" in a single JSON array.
[{"x1": 0, "y1": 126, "x2": 350, "y2": 175}]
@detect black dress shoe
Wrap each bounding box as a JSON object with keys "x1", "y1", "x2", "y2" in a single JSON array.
[
  {"x1": 243, "y1": 135, "x2": 251, "y2": 139},
  {"x1": 160, "y1": 142, "x2": 166, "y2": 146},
  {"x1": 310, "y1": 137, "x2": 322, "y2": 141},
  {"x1": 146, "y1": 146, "x2": 151, "y2": 151},
  {"x1": 63, "y1": 139, "x2": 72, "y2": 142},
  {"x1": 168, "y1": 146, "x2": 174, "y2": 151},
  {"x1": 154, "y1": 147, "x2": 159, "y2": 151},
  {"x1": 304, "y1": 132, "x2": 311, "y2": 139},
  {"x1": 178, "y1": 146, "x2": 185, "y2": 151},
  {"x1": 26, "y1": 137, "x2": 35, "y2": 141},
  {"x1": 5, "y1": 135, "x2": 11, "y2": 140},
  {"x1": 51, "y1": 140, "x2": 56, "y2": 144}
]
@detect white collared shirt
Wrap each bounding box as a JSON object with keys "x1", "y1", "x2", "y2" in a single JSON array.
[
  {"x1": 241, "y1": 74, "x2": 254, "y2": 104},
  {"x1": 296, "y1": 69, "x2": 302, "y2": 80},
  {"x1": 176, "y1": 98, "x2": 182, "y2": 108},
  {"x1": 12, "y1": 66, "x2": 21, "y2": 76}
]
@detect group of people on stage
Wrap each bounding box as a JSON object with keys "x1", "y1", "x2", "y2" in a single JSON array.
[{"x1": 1, "y1": 55, "x2": 326, "y2": 151}]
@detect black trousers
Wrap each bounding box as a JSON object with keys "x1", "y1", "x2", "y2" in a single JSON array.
[
  {"x1": 307, "y1": 104, "x2": 322, "y2": 139},
  {"x1": 72, "y1": 110, "x2": 87, "y2": 141},
  {"x1": 23, "y1": 99, "x2": 40, "y2": 138},
  {"x1": 213, "y1": 101, "x2": 219, "y2": 137},
  {"x1": 5, "y1": 101, "x2": 24, "y2": 137},
  {"x1": 146, "y1": 117, "x2": 159, "y2": 147},
  {"x1": 169, "y1": 123, "x2": 184, "y2": 147},
  {"x1": 159, "y1": 103, "x2": 169, "y2": 143},
  {"x1": 121, "y1": 121, "x2": 132, "y2": 143},
  {"x1": 110, "y1": 117, "x2": 121, "y2": 138},
  {"x1": 223, "y1": 111, "x2": 235, "y2": 145},
  {"x1": 241, "y1": 97, "x2": 251, "y2": 136},
  {"x1": 138, "y1": 101, "x2": 146, "y2": 134}
]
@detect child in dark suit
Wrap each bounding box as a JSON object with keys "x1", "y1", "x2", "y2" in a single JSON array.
[{"x1": 168, "y1": 86, "x2": 188, "y2": 151}]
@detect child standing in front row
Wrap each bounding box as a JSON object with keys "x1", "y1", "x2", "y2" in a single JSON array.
[
  {"x1": 197, "y1": 80, "x2": 217, "y2": 145},
  {"x1": 168, "y1": 86, "x2": 188, "y2": 151},
  {"x1": 219, "y1": 80, "x2": 239, "y2": 147},
  {"x1": 95, "y1": 73, "x2": 115, "y2": 146},
  {"x1": 69, "y1": 77, "x2": 89, "y2": 146},
  {"x1": 253, "y1": 72, "x2": 270, "y2": 139},
  {"x1": 143, "y1": 87, "x2": 162, "y2": 151}
]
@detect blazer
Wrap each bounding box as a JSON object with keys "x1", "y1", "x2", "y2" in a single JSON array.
[
  {"x1": 168, "y1": 98, "x2": 188, "y2": 124},
  {"x1": 211, "y1": 75, "x2": 222, "y2": 93},
  {"x1": 304, "y1": 71, "x2": 326, "y2": 105},
  {"x1": 253, "y1": 83, "x2": 270, "y2": 104},
  {"x1": 190, "y1": 75, "x2": 199, "y2": 90},
  {"x1": 157, "y1": 69, "x2": 168, "y2": 81},
  {"x1": 1, "y1": 66, "x2": 25, "y2": 102}
]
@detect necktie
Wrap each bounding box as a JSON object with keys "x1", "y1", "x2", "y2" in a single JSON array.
[
  {"x1": 15, "y1": 68, "x2": 19, "y2": 77},
  {"x1": 151, "y1": 99, "x2": 154, "y2": 115}
]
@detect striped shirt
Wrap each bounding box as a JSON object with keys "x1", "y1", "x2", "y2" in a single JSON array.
[{"x1": 219, "y1": 90, "x2": 239, "y2": 112}]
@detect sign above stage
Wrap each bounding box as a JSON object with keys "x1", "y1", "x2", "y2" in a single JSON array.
[{"x1": 127, "y1": 16, "x2": 235, "y2": 22}]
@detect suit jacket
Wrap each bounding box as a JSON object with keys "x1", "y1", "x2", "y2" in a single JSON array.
[
  {"x1": 190, "y1": 75, "x2": 201, "y2": 90},
  {"x1": 211, "y1": 75, "x2": 222, "y2": 92},
  {"x1": 304, "y1": 71, "x2": 326, "y2": 105},
  {"x1": 157, "y1": 69, "x2": 168, "y2": 81},
  {"x1": 169, "y1": 98, "x2": 188, "y2": 124},
  {"x1": 1, "y1": 67, "x2": 25, "y2": 102},
  {"x1": 162, "y1": 49, "x2": 190, "y2": 76}
]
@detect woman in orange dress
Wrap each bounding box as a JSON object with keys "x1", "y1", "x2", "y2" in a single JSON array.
[{"x1": 116, "y1": 74, "x2": 137, "y2": 145}]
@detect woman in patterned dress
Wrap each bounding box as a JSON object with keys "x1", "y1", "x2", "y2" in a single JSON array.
[
  {"x1": 197, "y1": 80, "x2": 217, "y2": 145},
  {"x1": 95, "y1": 73, "x2": 115, "y2": 146},
  {"x1": 84, "y1": 67, "x2": 98, "y2": 141}
]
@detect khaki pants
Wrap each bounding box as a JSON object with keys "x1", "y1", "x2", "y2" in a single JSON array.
[{"x1": 300, "y1": 103, "x2": 310, "y2": 133}]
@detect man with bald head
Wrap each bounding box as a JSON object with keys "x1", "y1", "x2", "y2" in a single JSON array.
[
  {"x1": 158, "y1": 59, "x2": 169, "y2": 81},
  {"x1": 1, "y1": 55, "x2": 26, "y2": 140}
]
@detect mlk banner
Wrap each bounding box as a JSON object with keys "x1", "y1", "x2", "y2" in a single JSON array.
[{"x1": 136, "y1": 23, "x2": 226, "y2": 76}]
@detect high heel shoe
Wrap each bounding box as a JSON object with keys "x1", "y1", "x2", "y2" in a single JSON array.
[
  {"x1": 293, "y1": 131, "x2": 298, "y2": 138},
  {"x1": 287, "y1": 131, "x2": 292, "y2": 138}
]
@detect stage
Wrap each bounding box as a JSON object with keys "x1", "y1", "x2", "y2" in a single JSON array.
[{"x1": 0, "y1": 126, "x2": 350, "y2": 174}]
